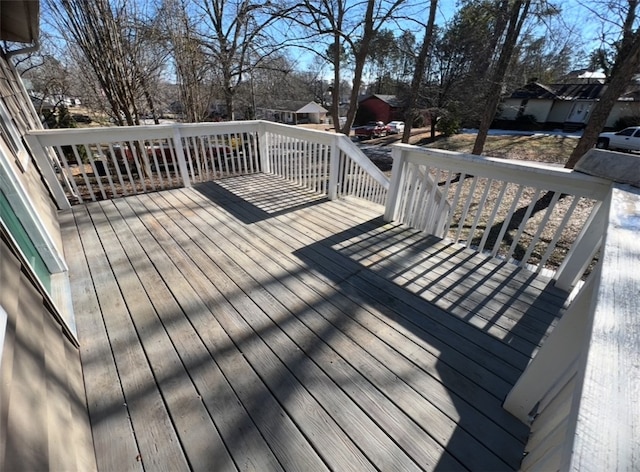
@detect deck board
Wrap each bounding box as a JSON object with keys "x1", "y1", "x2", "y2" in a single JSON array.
[{"x1": 62, "y1": 173, "x2": 571, "y2": 471}]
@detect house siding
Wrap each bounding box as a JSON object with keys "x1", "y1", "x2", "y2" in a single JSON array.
[
  {"x1": 499, "y1": 99, "x2": 521, "y2": 120},
  {"x1": 0, "y1": 232, "x2": 96, "y2": 471},
  {"x1": 0, "y1": 51, "x2": 63, "y2": 258},
  {"x1": 547, "y1": 101, "x2": 573, "y2": 124},
  {"x1": 356, "y1": 95, "x2": 402, "y2": 124},
  {"x1": 525, "y1": 101, "x2": 554, "y2": 123},
  {"x1": 606, "y1": 102, "x2": 640, "y2": 128},
  {"x1": 0, "y1": 49, "x2": 94, "y2": 470}
]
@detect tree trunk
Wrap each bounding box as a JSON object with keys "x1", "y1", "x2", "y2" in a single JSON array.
[
  {"x1": 472, "y1": 0, "x2": 530, "y2": 155},
  {"x1": 401, "y1": 0, "x2": 438, "y2": 144},
  {"x1": 340, "y1": 0, "x2": 376, "y2": 135},
  {"x1": 330, "y1": 34, "x2": 341, "y2": 132},
  {"x1": 565, "y1": 35, "x2": 640, "y2": 168}
]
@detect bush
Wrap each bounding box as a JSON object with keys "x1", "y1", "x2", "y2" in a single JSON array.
[
  {"x1": 436, "y1": 115, "x2": 461, "y2": 136},
  {"x1": 613, "y1": 115, "x2": 640, "y2": 130}
]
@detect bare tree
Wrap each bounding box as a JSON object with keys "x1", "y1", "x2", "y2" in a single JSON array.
[
  {"x1": 47, "y1": 0, "x2": 144, "y2": 125},
  {"x1": 401, "y1": 0, "x2": 438, "y2": 143},
  {"x1": 287, "y1": 0, "x2": 411, "y2": 134},
  {"x1": 160, "y1": 0, "x2": 214, "y2": 122},
  {"x1": 472, "y1": 0, "x2": 532, "y2": 155},
  {"x1": 566, "y1": 0, "x2": 640, "y2": 167},
  {"x1": 195, "y1": 0, "x2": 286, "y2": 120}
]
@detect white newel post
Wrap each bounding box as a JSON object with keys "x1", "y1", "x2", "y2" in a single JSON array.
[
  {"x1": 172, "y1": 125, "x2": 190, "y2": 188},
  {"x1": 327, "y1": 135, "x2": 340, "y2": 200},
  {"x1": 257, "y1": 121, "x2": 270, "y2": 174},
  {"x1": 24, "y1": 134, "x2": 71, "y2": 210},
  {"x1": 384, "y1": 146, "x2": 407, "y2": 221},
  {"x1": 554, "y1": 192, "x2": 610, "y2": 291}
]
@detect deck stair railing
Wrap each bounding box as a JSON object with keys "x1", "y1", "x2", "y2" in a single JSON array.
[
  {"x1": 260, "y1": 122, "x2": 389, "y2": 205},
  {"x1": 26, "y1": 120, "x2": 389, "y2": 211},
  {"x1": 384, "y1": 144, "x2": 612, "y2": 291},
  {"x1": 384, "y1": 144, "x2": 639, "y2": 471},
  {"x1": 503, "y1": 183, "x2": 640, "y2": 471}
]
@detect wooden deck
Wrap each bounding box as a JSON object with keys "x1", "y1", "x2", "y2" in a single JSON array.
[{"x1": 60, "y1": 173, "x2": 571, "y2": 471}]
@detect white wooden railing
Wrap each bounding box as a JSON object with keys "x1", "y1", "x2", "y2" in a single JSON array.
[
  {"x1": 384, "y1": 144, "x2": 639, "y2": 471},
  {"x1": 384, "y1": 144, "x2": 611, "y2": 290},
  {"x1": 26, "y1": 120, "x2": 389, "y2": 210},
  {"x1": 27, "y1": 122, "x2": 638, "y2": 470},
  {"x1": 503, "y1": 183, "x2": 640, "y2": 472}
]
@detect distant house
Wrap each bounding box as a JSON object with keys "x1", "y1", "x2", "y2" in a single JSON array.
[
  {"x1": 497, "y1": 78, "x2": 640, "y2": 131},
  {"x1": 356, "y1": 94, "x2": 403, "y2": 125},
  {"x1": 256, "y1": 101, "x2": 328, "y2": 124}
]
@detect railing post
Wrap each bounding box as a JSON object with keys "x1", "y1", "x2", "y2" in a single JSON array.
[
  {"x1": 327, "y1": 134, "x2": 340, "y2": 200},
  {"x1": 555, "y1": 193, "x2": 610, "y2": 291},
  {"x1": 172, "y1": 124, "x2": 190, "y2": 188},
  {"x1": 24, "y1": 134, "x2": 71, "y2": 210},
  {"x1": 257, "y1": 121, "x2": 270, "y2": 173},
  {"x1": 384, "y1": 146, "x2": 407, "y2": 221}
]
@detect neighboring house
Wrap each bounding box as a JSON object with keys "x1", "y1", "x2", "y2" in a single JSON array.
[
  {"x1": 295, "y1": 101, "x2": 328, "y2": 124},
  {"x1": 355, "y1": 94, "x2": 403, "y2": 125},
  {"x1": 256, "y1": 101, "x2": 328, "y2": 124},
  {"x1": 497, "y1": 78, "x2": 640, "y2": 131}
]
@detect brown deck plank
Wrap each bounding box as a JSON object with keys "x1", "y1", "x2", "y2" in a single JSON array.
[
  {"x1": 60, "y1": 208, "x2": 142, "y2": 472},
  {"x1": 103, "y1": 198, "x2": 284, "y2": 472},
  {"x1": 94, "y1": 200, "x2": 234, "y2": 472},
  {"x1": 128, "y1": 193, "x2": 377, "y2": 472},
  {"x1": 71, "y1": 204, "x2": 187, "y2": 471},
  {"x1": 110, "y1": 197, "x2": 332, "y2": 472},
  {"x1": 151, "y1": 189, "x2": 441, "y2": 471},
  {"x1": 63, "y1": 327, "x2": 98, "y2": 471},
  {"x1": 66, "y1": 174, "x2": 570, "y2": 471},
  {"x1": 186, "y1": 181, "x2": 527, "y2": 469}
]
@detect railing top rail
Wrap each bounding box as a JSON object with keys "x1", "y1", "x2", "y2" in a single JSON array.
[
  {"x1": 261, "y1": 120, "x2": 341, "y2": 145},
  {"x1": 337, "y1": 134, "x2": 390, "y2": 190},
  {"x1": 27, "y1": 121, "x2": 264, "y2": 145},
  {"x1": 393, "y1": 143, "x2": 612, "y2": 200}
]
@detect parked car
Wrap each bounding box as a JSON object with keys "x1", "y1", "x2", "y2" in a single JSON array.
[
  {"x1": 597, "y1": 126, "x2": 640, "y2": 152},
  {"x1": 387, "y1": 121, "x2": 405, "y2": 134},
  {"x1": 354, "y1": 121, "x2": 388, "y2": 140}
]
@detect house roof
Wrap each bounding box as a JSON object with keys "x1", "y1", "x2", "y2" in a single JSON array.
[
  {"x1": 509, "y1": 82, "x2": 559, "y2": 100},
  {"x1": 507, "y1": 81, "x2": 628, "y2": 101},
  {"x1": 295, "y1": 102, "x2": 327, "y2": 114},
  {"x1": 552, "y1": 83, "x2": 605, "y2": 100},
  {"x1": 359, "y1": 94, "x2": 403, "y2": 108},
  {"x1": 0, "y1": 0, "x2": 39, "y2": 43}
]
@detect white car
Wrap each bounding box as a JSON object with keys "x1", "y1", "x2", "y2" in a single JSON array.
[
  {"x1": 387, "y1": 121, "x2": 405, "y2": 134},
  {"x1": 597, "y1": 126, "x2": 640, "y2": 152}
]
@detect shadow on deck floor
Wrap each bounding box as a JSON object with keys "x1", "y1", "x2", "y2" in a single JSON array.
[{"x1": 63, "y1": 174, "x2": 569, "y2": 471}]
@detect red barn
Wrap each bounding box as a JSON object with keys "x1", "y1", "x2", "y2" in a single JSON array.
[{"x1": 356, "y1": 94, "x2": 403, "y2": 125}]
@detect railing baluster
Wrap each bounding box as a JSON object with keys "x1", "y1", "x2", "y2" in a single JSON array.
[
  {"x1": 444, "y1": 171, "x2": 467, "y2": 236},
  {"x1": 73, "y1": 144, "x2": 98, "y2": 201},
  {"x1": 454, "y1": 175, "x2": 479, "y2": 243},
  {"x1": 491, "y1": 184, "x2": 525, "y2": 258},
  {"x1": 54, "y1": 144, "x2": 82, "y2": 203},
  {"x1": 467, "y1": 177, "x2": 493, "y2": 249},
  {"x1": 506, "y1": 187, "x2": 542, "y2": 262},
  {"x1": 538, "y1": 197, "x2": 580, "y2": 271},
  {"x1": 520, "y1": 191, "x2": 561, "y2": 267}
]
